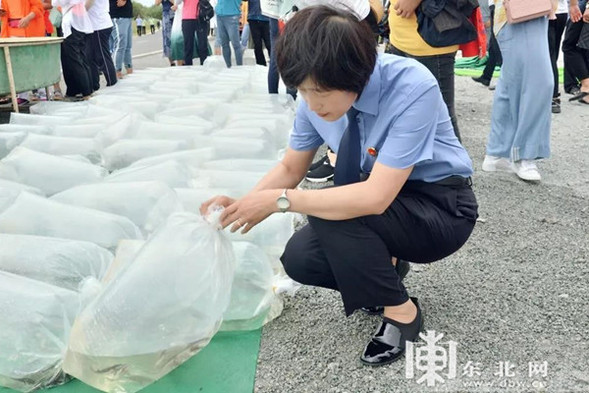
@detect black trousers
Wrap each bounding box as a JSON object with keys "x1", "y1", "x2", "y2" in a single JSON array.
[
  {"x1": 388, "y1": 45, "x2": 461, "y2": 142},
  {"x1": 248, "y1": 19, "x2": 271, "y2": 66},
  {"x1": 61, "y1": 28, "x2": 93, "y2": 97},
  {"x1": 563, "y1": 0, "x2": 589, "y2": 85},
  {"x1": 137, "y1": 26, "x2": 142, "y2": 36},
  {"x1": 85, "y1": 27, "x2": 117, "y2": 91},
  {"x1": 549, "y1": 13, "x2": 576, "y2": 97},
  {"x1": 481, "y1": 6, "x2": 502, "y2": 83},
  {"x1": 280, "y1": 181, "x2": 478, "y2": 316},
  {"x1": 182, "y1": 19, "x2": 209, "y2": 65}
]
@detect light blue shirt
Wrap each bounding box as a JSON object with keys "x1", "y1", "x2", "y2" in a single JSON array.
[{"x1": 289, "y1": 54, "x2": 474, "y2": 183}]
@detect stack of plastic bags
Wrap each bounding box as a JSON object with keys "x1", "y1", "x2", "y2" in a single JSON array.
[{"x1": 0, "y1": 62, "x2": 301, "y2": 393}]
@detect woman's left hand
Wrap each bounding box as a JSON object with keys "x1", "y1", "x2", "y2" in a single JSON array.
[
  {"x1": 18, "y1": 14, "x2": 33, "y2": 28},
  {"x1": 394, "y1": 0, "x2": 422, "y2": 18},
  {"x1": 583, "y1": 8, "x2": 589, "y2": 23},
  {"x1": 219, "y1": 190, "x2": 279, "y2": 234}
]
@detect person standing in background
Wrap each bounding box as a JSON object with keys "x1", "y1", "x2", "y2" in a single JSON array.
[
  {"x1": 135, "y1": 15, "x2": 143, "y2": 35},
  {"x1": 215, "y1": 0, "x2": 243, "y2": 67},
  {"x1": 472, "y1": 0, "x2": 502, "y2": 89},
  {"x1": 385, "y1": 0, "x2": 463, "y2": 142},
  {"x1": 245, "y1": 0, "x2": 270, "y2": 66},
  {"x1": 482, "y1": 0, "x2": 554, "y2": 182},
  {"x1": 174, "y1": 0, "x2": 209, "y2": 65},
  {"x1": 156, "y1": 0, "x2": 176, "y2": 65},
  {"x1": 548, "y1": 0, "x2": 572, "y2": 113},
  {"x1": 53, "y1": 0, "x2": 94, "y2": 100},
  {"x1": 87, "y1": 0, "x2": 118, "y2": 90},
  {"x1": 563, "y1": 0, "x2": 589, "y2": 102},
  {"x1": 110, "y1": 0, "x2": 133, "y2": 78}
]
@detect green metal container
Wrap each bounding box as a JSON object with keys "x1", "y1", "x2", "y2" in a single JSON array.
[{"x1": 0, "y1": 37, "x2": 63, "y2": 95}]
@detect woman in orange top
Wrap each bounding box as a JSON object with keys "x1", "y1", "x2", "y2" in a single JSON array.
[{"x1": 0, "y1": 0, "x2": 45, "y2": 37}]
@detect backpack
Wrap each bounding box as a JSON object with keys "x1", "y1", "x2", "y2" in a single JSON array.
[{"x1": 198, "y1": 0, "x2": 215, "y2": 22}]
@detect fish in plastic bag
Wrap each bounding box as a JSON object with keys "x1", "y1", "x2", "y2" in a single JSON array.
[
  {"x1": 0, "y1": 192, "x2": 143, "y2": 250},
  {"x1": 0, "y1": 271, "x2": 80, "y2": 392},
  {"x1": 0, "y1": 234, "x2": 113, "y2": 291},
  {"x1": 62, "y1": 212, "x2": 235, "y2": 393},
  {"x1": 0, "y1": 147, "x2": 106, "y2": 196},
  {"x1": 51, "y1": 181, "x2": 183, "y2": 234}
]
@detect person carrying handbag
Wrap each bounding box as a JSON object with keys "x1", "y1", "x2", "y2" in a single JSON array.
[
  {"x1": 482, "y1": 0, "x2": 557, "y2": 182},
  {"x1": 173, "y1": 0, "x2": 210, "y2": 65}
]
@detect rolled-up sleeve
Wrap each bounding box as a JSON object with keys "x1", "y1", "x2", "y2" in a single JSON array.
[
  {"x1": 288, "y1": 100, "x2": 324, "y2": 151},
  {"x1": 377, "y1": 81, "x2": 440, "y2": 169}
]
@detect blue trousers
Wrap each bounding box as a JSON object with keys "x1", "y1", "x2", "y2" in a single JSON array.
[
  {"x1": 217, "y1": 15, "x2": 242, "y2": 67},
  {"x1": 487, "y1": 17, "x2": 552, "y2": 161}
]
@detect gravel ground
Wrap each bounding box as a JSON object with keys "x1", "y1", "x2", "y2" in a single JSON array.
[{"x1": 254, "y1": 75, "x2": 589, "y2": 393}]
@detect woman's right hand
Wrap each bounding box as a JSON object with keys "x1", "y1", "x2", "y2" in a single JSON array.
[
  {"x1": 199, "y1": 195, "x2": 236, "y2": 216},
  {"x1": 570, "y1": 4, "x2": 582, "y2": 23},
  {"x1": 583, "y1": 8, "x2": 589, "y2": 23}
]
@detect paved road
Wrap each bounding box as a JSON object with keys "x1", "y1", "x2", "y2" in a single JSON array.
[{"x1": 124, "y1": 33, "x2": 589, "y2": 393}]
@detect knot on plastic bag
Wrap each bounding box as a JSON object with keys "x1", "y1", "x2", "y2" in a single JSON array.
[
  {"x1": 272, "y1": 274, "x2": 302, "y2": 297},
  {"x1": 204, "y1": 204, "x2": 225, "y2": 229}
]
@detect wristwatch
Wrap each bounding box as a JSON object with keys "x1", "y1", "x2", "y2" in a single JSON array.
[{"x1": 276, "y1": 189, "x2": 290, "y2": 213}]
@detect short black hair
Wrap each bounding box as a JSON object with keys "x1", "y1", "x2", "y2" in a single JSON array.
[{"x1": 275, "y1": 5, "x2": 377, "y2": 95}]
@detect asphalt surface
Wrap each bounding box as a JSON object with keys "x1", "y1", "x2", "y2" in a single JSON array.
[{"x1": 87, "y1": 33, "x2": 589, "y2": 392}]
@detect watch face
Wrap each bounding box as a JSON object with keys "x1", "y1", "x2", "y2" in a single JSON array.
[{"x1": 277, "y1": 197, "x2": 290, "y2": 210}]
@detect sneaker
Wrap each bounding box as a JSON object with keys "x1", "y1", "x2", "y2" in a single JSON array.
[
  {"x1": 482, "y1": 155, "x2": 512, "y2": 172},
  {"x1": 566, "y1": 86, "x2": 581, "y2": 96},
  {"x1": 552, "y1": 98, "x2": 561, "y2": 114},
  {"x1": 512, "y1": 160, "x2": 541, "y2": 182},
  {"x1": 472, "y1": 76, "x2": 490, "y2": 87},
  {"x1": 50, "y1": 90, "x2": 64, "y2": 101},
  {"x1": 305, "y1": 155, "x2": 334, "y2": 182}
]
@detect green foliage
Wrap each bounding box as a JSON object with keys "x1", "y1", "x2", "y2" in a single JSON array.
[{"x1": 133, "y1": 2, "x2": 163, "y2": 20}]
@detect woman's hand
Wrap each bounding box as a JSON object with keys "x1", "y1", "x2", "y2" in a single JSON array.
[
  {"x1": 583, "y1": 8, "x2": 589, "y2": 23},
  {"x1": 394, "y1": 0, "x2": 422, "y2": 18},
  {"x1": 219, "y1": 190, "x2": 279, "y2": 234},
  {"x1": 199, "y1": 195, "x2": 236, "y2": 216},
  {"x1": 570, "y1": 4, "x2": 582, "y2": 23},
  {"x1": 18, "y1": 13, "x2": 34, "y2": 28}
]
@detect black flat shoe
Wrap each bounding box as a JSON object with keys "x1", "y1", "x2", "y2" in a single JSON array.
[
  {"x1": 360, "y1": 260, "x2": 411, "y2": 315},
  {"x1": 472, "y1": 76, "x2": 490, "y2": 87},
  {"x1": 360, "y1": 297, "x2": 423, "y2": 366}
]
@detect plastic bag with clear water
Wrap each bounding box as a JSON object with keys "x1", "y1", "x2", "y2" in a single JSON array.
[
  {"x1": 0, "y1": 124, "x2": 52, "y2": 136},
  {"x1": 0, "y1": 178, "x2": 45, "y2": 196},
  {"x1": 221, "y1": 241, "x2": 283, "y2": 331},
  {"x1": 0, "y1": 147, "x2": 107, "y2": 196},
  {"x1": 0, "y1": 192, "x2": 143, "y2": 250},
  {"x1": 0, "y1": 234, "x2": 113, "y2": 291},
  {"x1": 9, "y1": 112, "x2": 74, "y2": 125},
  {"x1": 105, "y1": 160, "x2": 196, "y2": 188},
  {"x1": 51, "y1": 181, "x2": 183, "y2": 234},
  {"x1": 101, "y1": 139, "x2": 193, "y2": 171},
  {"x1": 20, "y1": 134, "x2": 101, "y2": 164},
  {"x1": 62, "y1": 212, "x2": 235, "y2": 393},
  {"x1": 0, "y1": 131, "x2": 26, "y2": 159},
  {"x1": 0, "y1": 271, "x2": 80, "y2": 392}
]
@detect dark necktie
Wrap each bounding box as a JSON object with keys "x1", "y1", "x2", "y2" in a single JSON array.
[{"x1": 334, "y1": 107, "x2": 361, "y2": 185}]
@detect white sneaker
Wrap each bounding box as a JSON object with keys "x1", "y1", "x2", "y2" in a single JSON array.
[
  {"x1": 482, "y1": 155, "x2": 513, "y2": 172},
  {"x1": 512, "y1": 160, "x2": 541, "y2": 182}
]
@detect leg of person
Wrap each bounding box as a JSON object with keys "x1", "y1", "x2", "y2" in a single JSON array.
[
  {"x1": 416, "y1": 52, "x2": 461, "y2": 141},
  {"x1": 85, "y1": 31, "x2": 100, "y2": 92},
  {"x1": 61, "y1": 28, "x2": 93, "y2": 97},
  {"x1": 217, "y1": 16, "x2": 232, "y2": 67},
  {"x1": 124, "y1": 18, "x2": 133, "y2": 74},
  {"x1": 268, "y1": 17, "x2": 279, "y2": 93},
  {"x1": 240, "y1": 22, "x2": 250, "y2": 48},
  {"x1": 563, "y1": 7, "x2": 589, "y2": 100},
  {"x1": 137, "y1": 26, "x2": 141, "y2": 36},
  {"x1": 162, "y1": 12, "x2": 173, "y2": 63},
  {"x1": 261, "y1": 20, "x2": 271, "y2": 60},
  {"x1": 226, "y1": 15, "x2": 243, "y2": 66},
  {"x1": 196, "y1": 19, "x2": 209, "y2": 65},
  {"x1": 112, "y1": 18, "x2": 125, "y2": 78},
  {"x1": 182, "y1": 19, "x2": 196, "y2": 65},
  {"x1": 96, "y1": 27, "x2": 118, "y2": 86},
  {"x1": 475, "y1": 6, "x2": 501, "y2": 86},
  {"x1": 249, "y1": 20, "x2": 266, "y2": 66},
  {"x1": 281, "y1": 181, "x2": 477, "y2": 365}
]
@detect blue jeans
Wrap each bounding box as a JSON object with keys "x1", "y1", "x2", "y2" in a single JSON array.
[
  {"x1": 217, "y1": 15, "x2": 242, "y2": 67},
  {"x1": 111, "y1": 17, "x2": 133, "y2": 71},
  {"x1": 268, "y1": 17, "x2": 296, "y2": 98}
]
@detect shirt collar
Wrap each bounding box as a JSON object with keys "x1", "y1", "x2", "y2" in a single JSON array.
[{"x1": 352, "y1": 58, "x2": 381, "y2": 117}]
